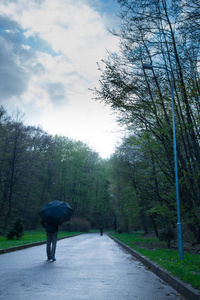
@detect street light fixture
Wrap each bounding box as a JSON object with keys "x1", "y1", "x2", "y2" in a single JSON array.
[
  {"x1": 111, "y1": 194, "x2": 119, "y2": 234},
  {"x1": 143, "y1": 63, "x2": 183, "y2": 260}
]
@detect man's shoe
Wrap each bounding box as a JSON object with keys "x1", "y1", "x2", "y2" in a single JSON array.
[
  {"x1": 51, "y1": 256, "x2": 56, "y2": 261},
  {"x1": 47, "y1": 257, "x2": 51, "y2": 261}
]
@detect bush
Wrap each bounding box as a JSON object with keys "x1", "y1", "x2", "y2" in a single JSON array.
[
  {"x1": 6, "y1": 219, "x2": 24, "y2": 240},
  {"x1": 158, "y1": 227, "x2": 175, "y2": 248},
  {"x1": 65, "y1": 217, "x2": 91, "y2": 232},
  {"x1": 61, "y1": 221, "x2": 72, "y2": 232}
]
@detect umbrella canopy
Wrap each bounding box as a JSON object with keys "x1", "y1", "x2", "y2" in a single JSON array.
[{"x1": 39, "y1": 200, "x2": 73, "y2": 226}]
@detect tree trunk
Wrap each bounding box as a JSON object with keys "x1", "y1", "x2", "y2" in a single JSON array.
[
  {"x1": 140, "y1": 209, "x2": 148, "y2": 235},
  {"x1": 150, "y1": 214, "x2": 159, "y2": 238}
]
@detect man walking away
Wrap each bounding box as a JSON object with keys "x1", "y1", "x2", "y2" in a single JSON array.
[
  {"x1": 100, "y1": 225, "x2": 103, "y2": 236},
  {"x1": 41, "y1": 220, "x2": 58, "y2": 261}
]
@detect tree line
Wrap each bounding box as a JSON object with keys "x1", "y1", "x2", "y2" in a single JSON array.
[
  {"x1": 0, "y1": 107, "x2": 114, "y2": 235},
  {"x1": 94, "y1": 0, "x2": 200, "y2": 243}
]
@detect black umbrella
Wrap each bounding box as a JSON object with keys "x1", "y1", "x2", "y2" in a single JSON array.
[{"x1": 39, "y1": 200, "x2": 73, "y2": 225}]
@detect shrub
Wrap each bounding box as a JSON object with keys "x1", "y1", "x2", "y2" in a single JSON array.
[
  {"x1": 6, "y1": 219, "x2": 24, "y2": 240},
  {"x1": 61, "y1": 221, "x2": 72, "y2": 232},
  {"x1": 68, "y1": 217, "x2": 91, "y2": 232},
  {"x1": 158, "y1": 227, "x2": 175, "y2": 248}
]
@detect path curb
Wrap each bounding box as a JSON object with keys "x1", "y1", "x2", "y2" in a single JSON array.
[
  {"x1": 0, "y1": 234, "x2": 80, "y2": 255},
  {"x1": 109, "y1": 234, "x2": 200, "y2": 300}
]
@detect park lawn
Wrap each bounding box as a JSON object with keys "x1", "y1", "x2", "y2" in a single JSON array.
[
  {"x1": 113, "y1": 232, "x2": 200, "y2": 290},
  {"x1": 0, "y1": 230, "x2": 81, "y2": 250}
]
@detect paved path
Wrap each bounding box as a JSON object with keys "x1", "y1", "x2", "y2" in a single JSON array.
[{"x1": 0, "y1": 233, "x2": 184, "y2": 300}]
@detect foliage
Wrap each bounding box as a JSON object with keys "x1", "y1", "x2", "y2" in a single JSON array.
[
  {"x1": 158, "y1": 227, "x2": 175, "y2": 248},
  {"x1": 94, "y1": 0, "x2": 200, "y2": 243},
  {"x1": 6, "y1": 219, "x2": 24, "y2": 240},
  {"x1": 113, "y1": 232, "x2": 200, "y2": 290},
  {"x1": 0, "y1": 108, "x2": 115, "y2": 234},
  {"x1": 65, "y1": 217, "x2": 91, "y2": 233}
]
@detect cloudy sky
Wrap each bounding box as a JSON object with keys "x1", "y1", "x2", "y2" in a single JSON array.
[{"x1": 0, "y1": 0, "x2": 122, "y2": 158}]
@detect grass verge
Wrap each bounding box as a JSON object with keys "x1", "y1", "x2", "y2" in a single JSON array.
[
  {"x1": 0, "y1": 230, "x2": 81, "y2": 250},
  {"x1": 112, "y1": 232, "x2": 200, "y2": 290}
]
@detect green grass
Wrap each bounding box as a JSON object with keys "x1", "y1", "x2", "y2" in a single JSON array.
[
  {"x1": 0, "y1": 230, "x2": 81, "y2": 250},
  {"x1": 112, "y1": 232, "x2": 200, "y2": 290}
]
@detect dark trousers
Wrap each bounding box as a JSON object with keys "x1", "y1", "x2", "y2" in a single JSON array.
[{"x1": 46, "y1": 232, "x2": 58, "y2": 258}]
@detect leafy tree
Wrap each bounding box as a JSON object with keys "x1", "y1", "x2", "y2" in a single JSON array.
[
  {"x1": 0, "y1": 108, "x2": 114, "y2": 233},
  {"x1": 94, "y1": 0, "x2": 200, "y2": 242}
]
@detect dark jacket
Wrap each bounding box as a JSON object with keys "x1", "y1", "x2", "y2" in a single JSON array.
[{"x1": 41, "y1": 220, "x2": 58, "y2": 232}]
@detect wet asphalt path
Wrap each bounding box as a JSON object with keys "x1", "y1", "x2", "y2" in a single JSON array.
[{"x1": 0, "y1": 233, "x2": 184, "y2": 300}]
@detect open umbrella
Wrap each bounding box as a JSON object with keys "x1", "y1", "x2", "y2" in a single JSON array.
[{"x1": 39, "y1": 200, "x2": 73, "y2": 226}]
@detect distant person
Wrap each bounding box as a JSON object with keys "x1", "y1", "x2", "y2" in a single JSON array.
[
  {"x1": 100, "y1": 225, "x2": 103, "y2": 236},
  {"x1": 41, "y1": 220, "x2": 58, "y2": 261}
]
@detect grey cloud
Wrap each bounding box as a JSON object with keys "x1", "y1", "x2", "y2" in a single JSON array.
[
  {"x1": 0, "y1": 15, "x2": 50, "y2": 103},
  {"x1": 0, "y1": 39, "x2": 29, "y2": 100},
  {"x1": 2, "y1": 0, "x2": 45, "y2": 6},
  {"x1": 0, "y1": 15, "x2": 18, "y2": 31},
  {"x1": 0, "y1": 14, "x2": 68, "y2": 106},
  {"x1": 46, "y1": 83, "x2": 67, "y2": 105},
  {"x1": 0, "y1": 16, "x2": 33, "y2": 102},
  {"x1": 32, "y1": 63, "x2": 45, "y2": 75}
]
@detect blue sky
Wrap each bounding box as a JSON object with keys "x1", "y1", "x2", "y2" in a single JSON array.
[{"x1": 0, "y1": 0, "x2": 122, "y2": 158}]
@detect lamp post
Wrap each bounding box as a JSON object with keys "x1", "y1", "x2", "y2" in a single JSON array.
[
  {"x1": 143, "y1": 64, "x2": 183, "y2": 260},
  {"x1": 111, "y1": 194, "x2": 119, "y2": 234}
]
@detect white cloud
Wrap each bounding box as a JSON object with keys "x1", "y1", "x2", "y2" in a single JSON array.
[{"x1": 0, "y1": 0, "x2": 121, "y2": 158}]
